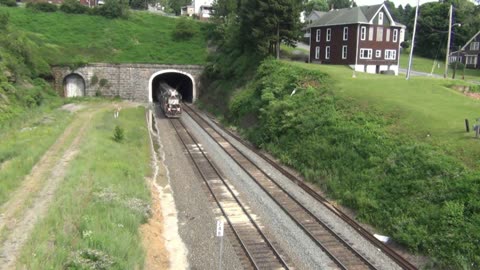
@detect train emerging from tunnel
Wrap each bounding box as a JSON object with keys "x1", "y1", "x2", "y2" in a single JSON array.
[{"x1": 157, "y1": 81, "x2": 182, "y2": 118}]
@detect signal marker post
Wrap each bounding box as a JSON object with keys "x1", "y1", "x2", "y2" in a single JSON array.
[{"x1": 216, "y1": 220, "x2": 224, "y2": 270}]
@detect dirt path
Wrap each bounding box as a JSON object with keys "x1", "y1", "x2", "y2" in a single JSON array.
[{"x1": 0, "y1": 105, "x2": 96, "y2": 269}]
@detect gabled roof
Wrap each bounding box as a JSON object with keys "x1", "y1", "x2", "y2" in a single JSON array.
[
  {"x1": 461, "y1": 30, "x2": 480, "y2": 51},
  {"x1": 308, "y1": 3, "x2": 401, "y2": 28},
  {"x1": 309, "y1": 10, "x2": 327, "y2": 18}
]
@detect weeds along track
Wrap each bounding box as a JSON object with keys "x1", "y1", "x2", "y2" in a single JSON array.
[
  {"x1": 183, "y1": 104, "x2": 417, "y2": 270},
  {"x1": 167, "y1": 116, "x2": 291, "y2": 270}
]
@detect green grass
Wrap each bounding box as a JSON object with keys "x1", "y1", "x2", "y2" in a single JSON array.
[
  {"x1": 289, "y1": 62, "x2": 480, "y2": 168},
  {"x1": 0, "y1": 106, "x2": 72, "y2": 205},
  {"x1": 399, "y1": 51, "x2": 480, "y2": 81},
  {"x1": 0, "y1": 6, "x2": 208, "y2": 65},
  {"x1": 17, "y1": 105, "x2": 151, "y2": 269}
]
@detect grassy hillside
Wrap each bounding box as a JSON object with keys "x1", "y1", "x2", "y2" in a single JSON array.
[
  {"x1": 0, "y1": 6, "x2": 208, "y2": 65},
  {"x1": 225, "y1": 59, "x2": 480, "y2": 268},
  {"x1": 291, "y1": 62, "x2": 480, "y2": 168},
  {"x1": 399, "y1": 51, "x2": 480, "y2": 81}
]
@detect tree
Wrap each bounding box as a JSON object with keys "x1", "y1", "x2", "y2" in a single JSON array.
[
  {"x1": 169, "y1": 0, "x2": 191, "y2": 15},
  {"x1": 213, "y1": 0, "x2": 238, "y2": 18},
  {"x1": 239, "y1": 0, "x2": 303, "y2": 58},
  {"x1": 304, "y1": 0, "x2": 328, "y2": 13},
  {"x1": 327, "y1": 0, "x2": 351, "y2": 9}
]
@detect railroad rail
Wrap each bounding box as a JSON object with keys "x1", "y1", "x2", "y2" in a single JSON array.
[
  {"x1": 184, "y1": 104, "x2": 418, "y2": 270},
  {"x1": 167, "y1": 116, "x2": 291, "y2": 270},
  {"x1": 183, "y1": 104, "x2": 383, "y2": 270}
]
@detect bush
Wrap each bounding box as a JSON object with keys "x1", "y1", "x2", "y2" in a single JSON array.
[
  {"x1": 0, "y1": 0, "x2": 17, "y2": 7},
  {"x1": 26, "y1": 2, "x2": 58, "y2": 12},
  {"x1": 60, "y1": 0, "x2": 89, "y2": 14},
  {"x1": 173, "y1": 18, "x2": 197, "y2": 41},
  {"x1": 113, "y1": 125, "x2": 124, "y2": 142},
  {"x1": 97, "y1": 0, "x2": 129, "y2": 19}
]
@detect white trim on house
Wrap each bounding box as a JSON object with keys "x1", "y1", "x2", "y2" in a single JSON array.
[
  {"x1": 361, "y1": 26, "x2": 366, "y2": 40},
  {"x1": 325, "y1": 46, "x2": 331, "y2": 59},
  {"x1": 376, "y1": 50, "x2": 381, "y2": 58},
  {"x1": 326, "y1": 28, "x2": 331, "y2": 41},
  {"x1": 315, "y1": 46, "x2": 320, "y2": 59},
  {"x1": 343, "y1": 27, "x2": 348, "y2": 41},
  {"x1": 316, "y1": 29, "x2": 321, "y2": 42},
  {"x1": 360, "y1": 48, "x2": 372, "y2": 59},
  {"x1": 369, "y1": 4, "x2": 396, "y2": 26},
  {"x1": 393, "y1": 29, "x2": 398, "y2": 42},
  {"x1": 385, "y1": 49, "x2": 396, "y2": 60},
  {"x1": 342, "y1": 45, "x2": 347, "y2": 59}
]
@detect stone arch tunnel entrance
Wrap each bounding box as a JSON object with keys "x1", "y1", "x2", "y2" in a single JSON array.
[
  {"x1": 150, "y1": 70, "x2": 194, "y2": 103},
  {"x1": 63, "y1": 73, "x2": 85, "y2": 97}
]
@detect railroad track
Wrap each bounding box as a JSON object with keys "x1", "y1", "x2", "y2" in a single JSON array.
[
  {"x1": 168, "y1": 117, "x2": 291, "y2": 270},
  {"x1": 183, "y1": 104, "x2": 417, "y2": 270}
]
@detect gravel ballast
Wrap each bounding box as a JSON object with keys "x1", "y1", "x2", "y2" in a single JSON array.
[
  {"x1": 151, "y1": 109, "x2": 243, "y2": 270},
  {"x1": 186, "y1": 108, "x2": 404, "y2": 270}
]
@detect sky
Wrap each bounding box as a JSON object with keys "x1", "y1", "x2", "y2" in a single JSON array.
[{"x1": 354, "y1": 0, "x2": 437, "y2": 7}]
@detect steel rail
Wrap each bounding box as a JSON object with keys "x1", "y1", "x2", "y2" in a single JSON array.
[
  {"x1": 183, "y1": 104, "x2": 377, "y2": 270},
  {"x1": 184, "y1": 103, "x2": 418, "y2": 270},
  {"x1": 169, "y1": 117, "x2": 290, "y2": 270}
]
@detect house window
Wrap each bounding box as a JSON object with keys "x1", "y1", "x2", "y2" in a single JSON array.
[
  {"x1": 470, "y1": 42, "x2": 480, "y2": 51},
  {"x1": 385, "y1": 49, "x2": 396, "y2": 60},
  {"x1": 326, "y1": 28, "x2": 331, "y2": 42},
  {"x1": 376, "y1": 50, "x2": 381, "y2": 58},
  {"x1": 466, "y1": 55, "x2": 478, "y2": 65},
  {"x1": 360, "y1": 48, "x2": 372, "y2": 59},
  {"x1": 325, "y1": 46, "x2": 331, "y2": 59},
  {"x1": 361, "y1": 26, "x2": 366, "y2": 40},
  {"x1": 315, "y1": 46, "x2": 320, "y2": 59},
  {"x1": 378, "y1": 12, "x2": 384, "y2": 25},
  {"x1": 386, "y1": 28, "x2": 390, "y2": 42},
  {"x1": 376, "y1": 27, "x2": 383, "y2": 42},
  {"x1": 393, "y1": 29, "x2": 398, "y2": 42},
  {"x1": 342, "y1": 46, "x2": 347, "y2": 59},
  {"x1": 316, "y1": 29, "x2": 321, "y2": 42},
  {"x1": 368, "y1": 26, "x2": 374, "y2": 41},
  {"x1": 343, "y1": 27, "x2": 348, "y2": 41}
]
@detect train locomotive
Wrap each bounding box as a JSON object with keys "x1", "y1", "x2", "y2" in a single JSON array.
[{"x1": 157, "y1": 82, "x2": 182, "y2": 118}]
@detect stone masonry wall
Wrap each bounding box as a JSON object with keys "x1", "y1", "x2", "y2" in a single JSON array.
[{"x1": 52, "y1": 63, "x2": 204, "y2": 102}]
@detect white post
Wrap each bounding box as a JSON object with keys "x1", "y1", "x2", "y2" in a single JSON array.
[
  {"x1": 444, "y1": 5, "x2": 453, "y2": 78},
  {"x1": 216, "y1": 220, "x2": 224, "y2": 270},
  {"x1": 406, "y1": 0, "x2": 420, "y2": 80}
]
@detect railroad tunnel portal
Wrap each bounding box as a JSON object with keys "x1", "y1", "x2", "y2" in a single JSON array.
[{"x1": 150, "y1": 70, "x2": 195, "y2": 103}]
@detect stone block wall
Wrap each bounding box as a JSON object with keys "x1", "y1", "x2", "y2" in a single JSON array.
[{"x1": 52, "y1": 63, "x2": 204, "y2": 102}]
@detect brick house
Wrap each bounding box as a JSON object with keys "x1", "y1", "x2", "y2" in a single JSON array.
[
  {"x1": 449, "y1": 30, "x2": 480, "y2": 69},
  {"x1": 308, "y1": 4, "x2": 405, "y2": 75}
]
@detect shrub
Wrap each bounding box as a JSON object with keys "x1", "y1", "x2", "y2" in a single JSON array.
[
  {"x1": 173, "y1": 18, "x2": 197, "y2": 41},
  {"x1": 0, "y1": 0, "x2": 16, "y2": 7},
  {"x1": 26, "y1": 2, "x2": 58, "y2": 12},
  {"x1": 0, "y1": 11, "x2": 9, "y2": 30},
  {"x1": 97, "y1": 0, "x2": 129, "y2": 19},
  {"x1": 113, "y1": 125, "x2": 124, "y2": 142},
  {"x1": 60, "y1": 0, "x2": 89, "y2": 14},
  {"x1": 99, "y1": 78, "x2": 108, "y2": 87}
]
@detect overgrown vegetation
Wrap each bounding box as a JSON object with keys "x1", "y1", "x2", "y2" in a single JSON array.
[
  {"x1": 225, "y1": 59, "x2": 480, "y2": 268},
  {"x1": 18, "y1": 107, "x2": 151, "y2": 269},
  {"x1": 0, "y1": 6, "x2": 208, "y2": 65},
  {"x1": 0, "y1": 10, "x2": 62, "y2": 125}
]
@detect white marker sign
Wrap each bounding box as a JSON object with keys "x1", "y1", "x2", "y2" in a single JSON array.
[{"x1": 216, "y1": 220, "x2": 224, "y2": 237}]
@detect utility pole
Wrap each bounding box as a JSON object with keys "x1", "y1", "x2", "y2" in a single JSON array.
[
  {"x1": 444, "y1": 4, "x2": 453, "y2": 78},
  {"x1": 406, "y1": 0, "x2": 420, "y2": 80}
]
